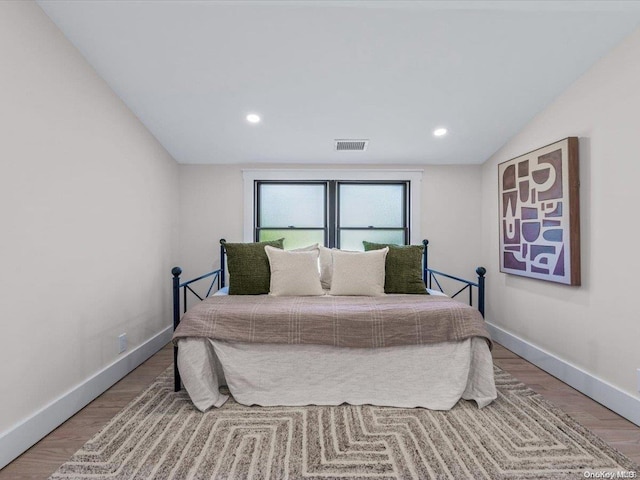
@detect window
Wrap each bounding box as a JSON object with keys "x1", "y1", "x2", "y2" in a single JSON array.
[
  {"x1": 255, "y1": 180, "x2": 409, "y2": 250},
  {"x1": 337, "y1": 182, "x2": 408, "y2": 250},
  {"x1": 256, "y1": 182, "x2": 328, "y2": 247},
  {"x1": 244, "y1": 169, "x2": 422, "y2": 247}
]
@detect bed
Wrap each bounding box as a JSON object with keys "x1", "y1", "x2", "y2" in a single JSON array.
[{"x1": 171, "y1": 239, "x2": 496, "y2": 412}]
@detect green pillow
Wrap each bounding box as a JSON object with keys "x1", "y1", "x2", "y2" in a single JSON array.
[
  {"x1": 224, "y1": 239, "x2": 284, "y2": 294},
  {"x1": 362, "y1": 241, "x2": 428, "y2": 294}
]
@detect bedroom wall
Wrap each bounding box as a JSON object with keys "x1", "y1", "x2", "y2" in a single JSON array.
[
  {"x1": 178, "y1": 163, "x2": 483, "y2": 288},
  {"x1": 0, "y1": 0, "x2": 178, "y2": 455},
  {"x1": 481, "y1": 27, "x2": 640, "y2": 403}
]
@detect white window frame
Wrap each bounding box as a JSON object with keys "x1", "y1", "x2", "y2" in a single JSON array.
[{"x1": 243, "y1": 169, "x2": 423, "y2": 244}]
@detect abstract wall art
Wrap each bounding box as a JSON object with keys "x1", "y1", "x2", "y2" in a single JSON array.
[{"x1": 498, "y1": 137, "x2": 580, "y2": 285}]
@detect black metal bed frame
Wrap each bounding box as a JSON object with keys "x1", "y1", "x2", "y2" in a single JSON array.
[{"x1": 171, "y1": 238, "x2": 486, "y2": 392}]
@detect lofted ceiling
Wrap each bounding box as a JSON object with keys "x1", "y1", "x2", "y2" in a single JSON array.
[{"x1": 37, "y1": 1, "x2": 640, "y2": 165}]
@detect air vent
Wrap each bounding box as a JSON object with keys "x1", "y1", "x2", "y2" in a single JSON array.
[{"x1": 334, "y1": 139, "x2": 369, "y2": 151}]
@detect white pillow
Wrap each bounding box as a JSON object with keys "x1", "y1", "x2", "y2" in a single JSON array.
[
  {"x1": 292, "y1": 243, "x2": 319, "y2": 252},
  {"x1": 265, "y1": 245, "x2": 324, "y2": 296},
  {"x1": 318, "y1": 245, "x2": 334, "y2": 289},
  {"x1": 329, "y1": 247, "x2": 388, "y2": 296}
]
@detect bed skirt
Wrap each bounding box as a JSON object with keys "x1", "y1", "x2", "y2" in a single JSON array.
[{"x1": 177, "y1": 337, "x2": 496, "y2": 412}]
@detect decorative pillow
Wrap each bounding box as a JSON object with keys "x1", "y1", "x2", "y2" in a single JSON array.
[
  {"x1": 265, "y1": 246, "x2": 324, "y2": 296},
  {"x1": 224, "y1": 239, "x2": 284, "y2": 295},
  {"x1": 329, "y1": 247, "x2": 388, "y2": 296},
  {"x1": 292, "y1": 243, "x2": 319, "y2": 252},
  {"x1": 318, "y1": 245, "x2": 334, "y2": 289},
  {"x1": 362, "y1": 241, "x2": 428, "y2": 294}
]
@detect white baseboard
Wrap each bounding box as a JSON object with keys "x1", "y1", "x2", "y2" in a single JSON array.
[
  {"x1": 487, "y1": 322, "x2": 640, "y2": 427},
  {"x1": 0, "y1": 325, "x2": 173, "y2": 470}
]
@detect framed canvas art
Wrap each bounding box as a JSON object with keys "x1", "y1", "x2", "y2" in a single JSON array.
[{"x1": 498, "y1": 137, "x2": 580, "y2": 285}]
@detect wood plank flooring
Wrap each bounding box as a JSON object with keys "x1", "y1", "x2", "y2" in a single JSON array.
[
  {"x1": 492, "y1": 343, "x2": 640, "y2": 465},
  {"x1": 0, "y1": 345, "x2": 173, "y2": 480},
  {"x1": 1, "y1": 342, "x2": 638, "y2": 479}
]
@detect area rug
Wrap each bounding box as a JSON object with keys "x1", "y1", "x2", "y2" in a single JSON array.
[{"x1": 49, "y1": 367, "x2": 638, "y2": 479}]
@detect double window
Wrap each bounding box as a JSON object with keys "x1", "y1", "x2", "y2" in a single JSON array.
[{"x1": 255, "y1": 180, "x2": 409, "y2": 250}]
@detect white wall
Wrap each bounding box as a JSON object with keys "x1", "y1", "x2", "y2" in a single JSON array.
[
  {"x1": 481, "y1": 27, "x2": 640, "y2": 400},
  {"x1": 0, "y1": 0, "x2": 178, "y2": 453},
  {"x1": 178, "y1": 163, "x2": 483, "y2": 289}
]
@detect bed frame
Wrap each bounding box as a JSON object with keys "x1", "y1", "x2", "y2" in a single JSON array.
[{"x1": 170, "y1": 239, "x2": 486, "y2": 392}]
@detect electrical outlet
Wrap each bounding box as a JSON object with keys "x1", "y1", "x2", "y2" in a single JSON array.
[{"x1": 118, "y1": 333, "x2": 127, "y2": 354}]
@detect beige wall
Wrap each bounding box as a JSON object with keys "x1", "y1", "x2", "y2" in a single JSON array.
[
  {"x1": 0, "y1": 1, "x2": 178, "y2": 435},
  {"x1": 481, "y1": 27, "x2": 640, "y2": 397},
  {"x1": 178, "y1": 163, "x2": 483, "y2": 290}
]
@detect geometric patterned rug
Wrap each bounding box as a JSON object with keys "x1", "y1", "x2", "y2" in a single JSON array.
[{"x1": 49, "y1": 366, "x2": 639, "y2": 480}]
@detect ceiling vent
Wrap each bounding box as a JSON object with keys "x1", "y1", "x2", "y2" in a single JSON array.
[{"x1": 334, "y1": 139, "x2": 369, "y2": 151}]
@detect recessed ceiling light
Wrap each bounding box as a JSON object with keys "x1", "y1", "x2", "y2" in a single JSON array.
[
  {"x1": 246, "y1": 113, "x2": 261, "y2": 124},
  {"x1": 433, "y1": 127, "x2": 448, "y2": 137}
]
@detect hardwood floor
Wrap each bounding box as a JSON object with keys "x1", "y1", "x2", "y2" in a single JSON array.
[
  {"x1": 1, "y1": 342, "x2": 638, "y2": 479},
  {"x1": 492, "y1": 343, "x2": 640, "y2": 465},
  {"x1": 0, "y1": 345, "x2": 173, "y2": 480}
]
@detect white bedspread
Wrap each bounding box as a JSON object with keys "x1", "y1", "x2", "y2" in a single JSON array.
[{"x1": 177, "y1": 337, "x2": 496, "y2": 412}]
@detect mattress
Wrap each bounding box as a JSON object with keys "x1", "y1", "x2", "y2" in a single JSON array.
[
  {"x1": 177, "y1": 336, "x2": 496, "y2": 412},
  {"x1": 177, "y1": 286, "x2": 496, "y2": 411}
]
